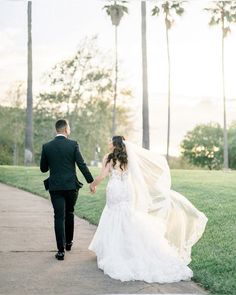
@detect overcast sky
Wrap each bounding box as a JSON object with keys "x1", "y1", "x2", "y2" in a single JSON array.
[{"x1": 0, "y1": 0, "x2": 236, "y2": 155}]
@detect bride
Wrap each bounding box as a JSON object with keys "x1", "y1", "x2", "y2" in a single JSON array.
[{"x1": 88, "y1": 136, "x2": 208, "y2": 283}]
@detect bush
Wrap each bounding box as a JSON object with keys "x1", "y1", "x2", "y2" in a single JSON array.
[{"x1": 0, "y1": 144, "x2": 12, "y2": 165}]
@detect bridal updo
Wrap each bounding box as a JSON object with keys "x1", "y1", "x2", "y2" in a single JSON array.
[{"x1": 106, "y1": 135, "x2": 128, "y2": 171}]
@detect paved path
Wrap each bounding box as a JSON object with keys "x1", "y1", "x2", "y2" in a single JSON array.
[{"x1": 0, "y1": 183, "x2": 207, "y2": 295}]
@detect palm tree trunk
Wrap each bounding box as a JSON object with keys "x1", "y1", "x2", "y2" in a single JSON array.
[
  {"x1": 112, "y1": 25, "x2": 118, "y2": 136},
  {"x1": 24, "y1": 1, "x2": 33, "y2": 165},
  {"x1": 141, "y1": 1, "x2": 150, "y2": 149},
  {"x1": 165, "y1": 19, "x2": 171, "y2": 164},
  {"x1": 221, "y1": 13, "x2": 229, "y2": 170}
]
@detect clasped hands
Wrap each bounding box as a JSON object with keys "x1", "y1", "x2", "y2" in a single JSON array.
[{"x1": 89, "y1": 182, "x2": 96, "y2": 194}]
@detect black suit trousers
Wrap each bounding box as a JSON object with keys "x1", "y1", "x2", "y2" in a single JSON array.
[{"x1": 50, "y1": 190, "x2": 78, "y2": 252}]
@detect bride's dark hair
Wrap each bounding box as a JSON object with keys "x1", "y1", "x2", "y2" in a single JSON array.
[{"x1": 106, "y1": 135, "x2": 128, "y2": 171}]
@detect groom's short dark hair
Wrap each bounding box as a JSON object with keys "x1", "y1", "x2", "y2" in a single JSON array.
[{"x1": 55, "y1": 119, "x2": 68, "y2": 131}]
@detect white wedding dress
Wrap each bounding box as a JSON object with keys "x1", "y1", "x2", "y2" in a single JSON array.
[{"x1": 88, "y1": 141, "x2": 207, "y2": 283}]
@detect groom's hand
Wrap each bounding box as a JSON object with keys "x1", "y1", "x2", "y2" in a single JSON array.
[{"x1": 89, "y1": 183, "x2": 96, "y2": 194}]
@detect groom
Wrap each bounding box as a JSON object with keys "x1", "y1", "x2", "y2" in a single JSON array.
[{"x1": 40, "y1": 119, "x2": 95, "y2": 260}]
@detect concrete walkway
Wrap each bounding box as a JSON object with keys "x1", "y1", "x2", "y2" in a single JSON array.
[{"x1": 0, "y1": 183, "x2": 207, "y2": 295}]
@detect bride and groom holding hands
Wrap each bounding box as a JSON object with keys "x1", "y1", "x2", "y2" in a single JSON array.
[{"x1": 40, "y1": 119, "x2": 208, "y2": 283}]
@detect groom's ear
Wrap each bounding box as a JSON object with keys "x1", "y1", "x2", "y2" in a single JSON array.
[{"x1": 66, "y1": 125, "x2": 71, "y2": 135}]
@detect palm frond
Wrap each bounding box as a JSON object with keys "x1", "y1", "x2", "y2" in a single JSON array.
[
  {"x1": 205, "y1": 0, "x2": 236, "y2": 30},
  {"x1": 151, "y1": 6, "x2": 160, "y2": 16}
]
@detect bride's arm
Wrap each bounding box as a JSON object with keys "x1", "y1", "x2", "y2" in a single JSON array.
[{"x1": 90, "y1": 154, "x2": 110, "y2": 189}]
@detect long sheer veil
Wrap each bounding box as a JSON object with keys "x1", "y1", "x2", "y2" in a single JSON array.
[{"x1": 124, "y1": 140, "x2": 208, "y2": 264}]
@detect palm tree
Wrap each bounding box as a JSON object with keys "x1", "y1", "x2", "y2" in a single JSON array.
[
  {"x1": 24, "y1": 0, "x2": 33, "y2": 165},
  {"x1": 204, "y1": 1, "x2": 236, "y2": 170},
  {"x1": 141, "y1": 1, "x2": 150, "y2": 149},
  {"x1": 103, "y1": 1, "x2": 128, "y2": 136},
  {"x1": 152, "y1": 1, "x2": 185, "y2": 163}
]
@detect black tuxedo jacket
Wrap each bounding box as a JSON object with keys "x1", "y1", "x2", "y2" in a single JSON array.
[{"x1": 40, "y1": 136, "x2": 94, "y2": 191}]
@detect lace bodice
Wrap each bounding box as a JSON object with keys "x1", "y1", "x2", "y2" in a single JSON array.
[
  {"x1": 109, "y1": 167, "x2": 129, "y2": 181},
  {"x1": 106, "y1": 167, "x2": 132, "y2": 209}
]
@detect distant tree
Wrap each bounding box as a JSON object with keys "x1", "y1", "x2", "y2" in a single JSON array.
[
  {"x1": 181, "y1": 123, "x2": 223, "y2": 170},
  {"x1": 152, "y1": 1, "x2": 186, "y2": 162},
  {"x1": 41, "y1": 37, "x2": 114, "y2": 120},
  {"x1": 6, "y1": 81, "x2": 26, "y2": 165},
  {"x1": 0, "y1": 106, "x2": 14, "y2": 165},
  {"x1": 0, "y1": 105, "x2": 25, "y2": 165},
  {"x1": 71, "y1": 96, "x2": 130, "y2": 162},
  {"x1": 38, "y1": 37, "x2": 132, "y2": 162},
  {"x1": 204, "y1": 1, "x2": 236, "y2": 170},
  {"x1": 228, "y1": 121, "x2": 236, "y2": 169},
  {"x1": 0, "y1": 37, "x2": 132, "y2": 165},
  {"x1": 25, "y1": 0, "x2": 33, "y2": 165},
  {"x1": 103, "y1": 0, "x2": 128, "y2": 135}
]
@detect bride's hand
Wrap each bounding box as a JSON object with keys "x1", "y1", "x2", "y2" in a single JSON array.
[{"x1": 89, "y1": 183, "x2": 96, "y2": 194}]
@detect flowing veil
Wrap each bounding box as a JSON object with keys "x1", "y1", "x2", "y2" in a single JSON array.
[{"x1": 124, "y1": 140, "x2": 208, "y2": 264}]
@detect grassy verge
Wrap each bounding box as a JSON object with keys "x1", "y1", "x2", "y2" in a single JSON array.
[{"x1": 0, "y1": 165, "x2": 235, "y2": 294}]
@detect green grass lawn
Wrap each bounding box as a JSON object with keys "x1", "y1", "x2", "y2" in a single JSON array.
[{"x1": 0, "y1": 166, "x2": 235, "y2": 294}]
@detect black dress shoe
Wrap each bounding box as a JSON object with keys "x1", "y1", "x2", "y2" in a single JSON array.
[
  {"x1": 55, "y1": 251, "x2": 65, "y2": 260},
  {"x1": 65, "y1": 242, "x2": 73, "y2": 251}
]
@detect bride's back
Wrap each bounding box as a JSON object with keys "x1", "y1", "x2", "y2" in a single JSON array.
[
  {"x1": 107, "y1": 161, "x2": 131, "y2": 207},
  {"x1": 110, "y1": 161, "x2": 128, "y2": 174}
]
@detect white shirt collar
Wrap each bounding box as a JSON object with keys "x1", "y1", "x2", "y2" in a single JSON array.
[{"x1": 56, "y1": 134, "x2": 66, "y2": 137}]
